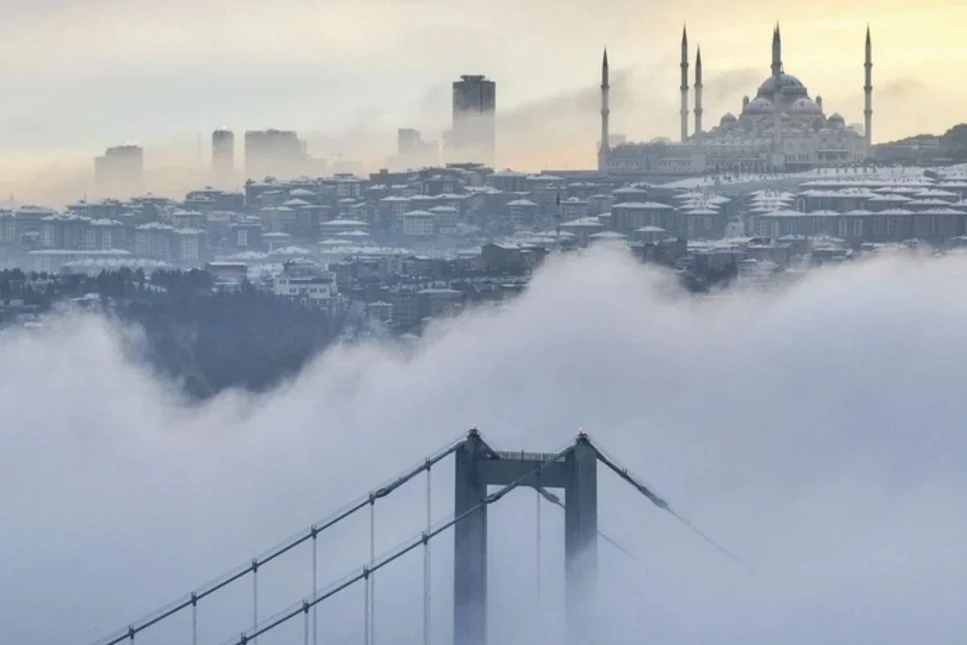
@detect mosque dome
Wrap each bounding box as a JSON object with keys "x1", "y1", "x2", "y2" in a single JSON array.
[
  {"x1": 757, "y1": 73, "x2": 806, "y2": 95},
  {"x1": 828, "y1": 113, "x2": 846, "y2": 127},
  {"x1": 790, "y1": 97, "x2": 822, "y2": 114},
  {"x1": 720, "y1": 112, "x2": 738, "y2": 128},
  {"x1": 744, "y1": 97, "x2": 774, "y2": 114}
]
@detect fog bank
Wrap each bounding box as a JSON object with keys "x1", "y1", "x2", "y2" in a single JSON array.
[{"x1": 1, "y1": 247, "x2": 965, "y2": 645}]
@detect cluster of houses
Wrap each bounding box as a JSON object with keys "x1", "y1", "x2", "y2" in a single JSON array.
[{"x1": 4, "y1": 164, "x2": 967, "y2": 327}]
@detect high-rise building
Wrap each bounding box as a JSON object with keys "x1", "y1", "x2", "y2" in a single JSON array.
[
  {"x1": 448, "y1": 75, "x2": 496, "y2": 167},
  {"x1": 212, "y1": 129, "x2": 235, "y2": 187},
  {"x1": 396, "y1": 129, "x2": 438, "y2": 168},
  {"x1": 398, "y1": 129, "x2": 423, "y2": 157},
  {"x1": 244, "y1": 129, "x2": 307, "y2": 180},
  {"x1": 94, "y1": 144, "x2": 144, "y2": 198}
]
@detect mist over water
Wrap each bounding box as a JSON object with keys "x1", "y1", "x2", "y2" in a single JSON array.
[{"x1": 2, "y1": 247, "x2": 966, "y2": 645}]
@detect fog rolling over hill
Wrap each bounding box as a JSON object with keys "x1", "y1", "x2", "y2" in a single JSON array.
[{"x1": 1, "y1": 247, "x2": 965, "y2": 645}]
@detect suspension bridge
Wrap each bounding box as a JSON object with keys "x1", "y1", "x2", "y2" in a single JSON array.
[{"x1": 91, "y1": 429, "x2": 739, "y2": 645}]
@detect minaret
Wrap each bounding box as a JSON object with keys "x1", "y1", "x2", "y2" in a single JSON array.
[
  {"x1": 694, "y1": 46, "x2": 704, "y2": 139},
  {"x1": 598, "y1": 48, "x2": 611, "y2": 174},
  {"x1": 771, "y1": 23, "x2": 782, "y2": 77},
  {"x1": 864, "y1": 25, "x2": 873, "y2": 151},
  {"x1": 680, "y1": 25, "x2": 689, "y2": 142},
  {"x1": 771, "y1": 24, "x2": 783, "y2": 165}
]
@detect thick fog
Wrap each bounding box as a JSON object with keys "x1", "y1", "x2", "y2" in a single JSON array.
[{"x1": 2, "y1": 247, "x2": 966, "y2": 645}]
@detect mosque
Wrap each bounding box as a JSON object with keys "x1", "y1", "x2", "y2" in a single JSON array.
[{"x1": 599, "y1": 24, "x2": 874, "y2": 175}]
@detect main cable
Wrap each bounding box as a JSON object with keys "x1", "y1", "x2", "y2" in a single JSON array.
[
  {"x1": 92, "y1": 432, "x2": 469, "y2": 645},
  {"x1": 590, "y1": 438, "x2": 753, "y2": 575},
  {"x1": 218, "y1": 440, "x2": 578, "y2": 645}
]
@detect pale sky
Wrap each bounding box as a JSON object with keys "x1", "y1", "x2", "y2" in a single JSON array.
[{"x1": 1, "y1": 0, "x2": 966, "y2": 198}]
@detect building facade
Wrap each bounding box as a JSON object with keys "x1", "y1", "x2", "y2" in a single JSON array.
[
  {"x1": 448, "y1": 75, "x2": 496, "y2": 168},
  {"x1": 212, "y1": 129, "x2": 235, "y2": 188},
  {"x1": 604, "y1": 25, "x2": 873, "y2": 176},
  {"x1": 94, "y1": 145, "x2": 144, "y2": 198},
  {"x1": 244, "y1": 129, "x2": 307, "y2": 180}
]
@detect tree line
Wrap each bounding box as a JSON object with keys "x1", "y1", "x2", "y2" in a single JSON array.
[
  {"x1": 0, "y1": 268, "x2": 335, "y2": 400},
  {"x1": 0, "y1": 258, "x2": 733, "y2": 400}
]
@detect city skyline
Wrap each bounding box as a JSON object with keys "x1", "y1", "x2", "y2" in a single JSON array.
[
  {"x1": 2, "y1": 2, "x2": 967, "y2": 200},
  {"x1": 5, "y1": 4, "x2": 967, "y2": 643}
]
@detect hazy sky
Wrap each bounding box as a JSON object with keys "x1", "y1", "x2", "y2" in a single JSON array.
[
  {"x1": 2, "y1": 0, "x2": 966, "y2": 171},
  {"x1": 2, "y1": 248, "x2": 966, "y2": 644}
]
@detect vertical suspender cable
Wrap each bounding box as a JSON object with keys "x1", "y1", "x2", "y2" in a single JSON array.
[
  {"x1": 312, "y1": 526, "x2": 319, "y2": 645},
  {"x1": 369, "y1": 495, "x2": 377, "y2": 645},
  {"x1": 363, "y1": 566, "x2": 371, "y2": 645},
  {"x1": 252, "y1": 560, "x2": 259, "y2": 645},
  {"x1": 303, "y1": 601, "x2": 311, "y2": 645},
  {"x1": 423, "y1": 460, "x2": 432, "y2": 645},
  {"x1": 535, "y1": 477, "x2": 542, "y2": 605},
  {"x1": 191, "y1": 593, "x2": 198, "y2": 645}
]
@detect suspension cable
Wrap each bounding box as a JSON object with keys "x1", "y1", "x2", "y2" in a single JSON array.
[
  {"x1": 252, "y1": 560, "x2": 259, "y2": 645},
  {"x1": 92, "y1": 433, "x2": 469, "y2": 645},
  {"x1": 220, "y1": 441, "x2": 578, "y2": 645},
  {"x1": 476, "y1": 434, "x2": 644, "y2": 569},
  {"x1": 363, "y1": 566, "x2": 370, "y2": 645},
  {"x1": 368, "y1": 494, "x2": 377, "y2": 645},
  {"x1": 423, "y1": 460, "x2": 432, "y2": 645},
  {"x1": 311, "y1": 525, "x2": 319, "y2": 645},
  {"x1": 191, "y1": 593, "x2": 198, "y2": 645},
  {"x1": 535, "y1": 473, "x2": 542, "y2": 605},
  {"x1": 589, "y1": 438, "x2": 752, "y2": 574},
  {"x1": 303, "y1": 601, "x2": 310, "y2": 645}
]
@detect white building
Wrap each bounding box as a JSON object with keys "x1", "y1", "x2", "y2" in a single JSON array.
[
  {"x1": 272, "y1": 259, "x2": 336, "y2": 308},
  {"x1": 401, "y1": 210, "x2": 436, "y2": 237},
  {"x1": 604, "y1": 25, "x2": 873, "y2": 175}
]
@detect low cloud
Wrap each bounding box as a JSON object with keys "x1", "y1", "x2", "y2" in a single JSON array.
[{"x1": 2, "y1": 247, "x2": 966, "y2": 645}]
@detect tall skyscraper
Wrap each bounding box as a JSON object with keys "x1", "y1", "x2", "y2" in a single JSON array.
[
  {"x1": 212, "y1": 128, "x2": 235, "y2": 187},
  {"x1": 449, "y1": 75, "x2": 496, "y2": 167},
  {"x1": 94, "y1": 144, "x2": 144, "y2": 198},
  {"x1": 244, "y1": 129, "x2": 307, "y2": 180}
]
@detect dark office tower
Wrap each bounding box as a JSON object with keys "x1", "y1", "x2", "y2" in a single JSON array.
[
  {"x1": 94, "y1": 144, "x2": 144, "y2": 198},
  {"x1": 450, "y1": 75, "x2": 496, "y2": 167},
  {"x1": 212, "y1": 128, "x2": 235, "y2": 187}
]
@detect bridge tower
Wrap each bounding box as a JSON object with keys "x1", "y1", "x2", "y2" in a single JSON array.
[{"x1": 453, "y1": 430, "x2": 598, "y2": 645}]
